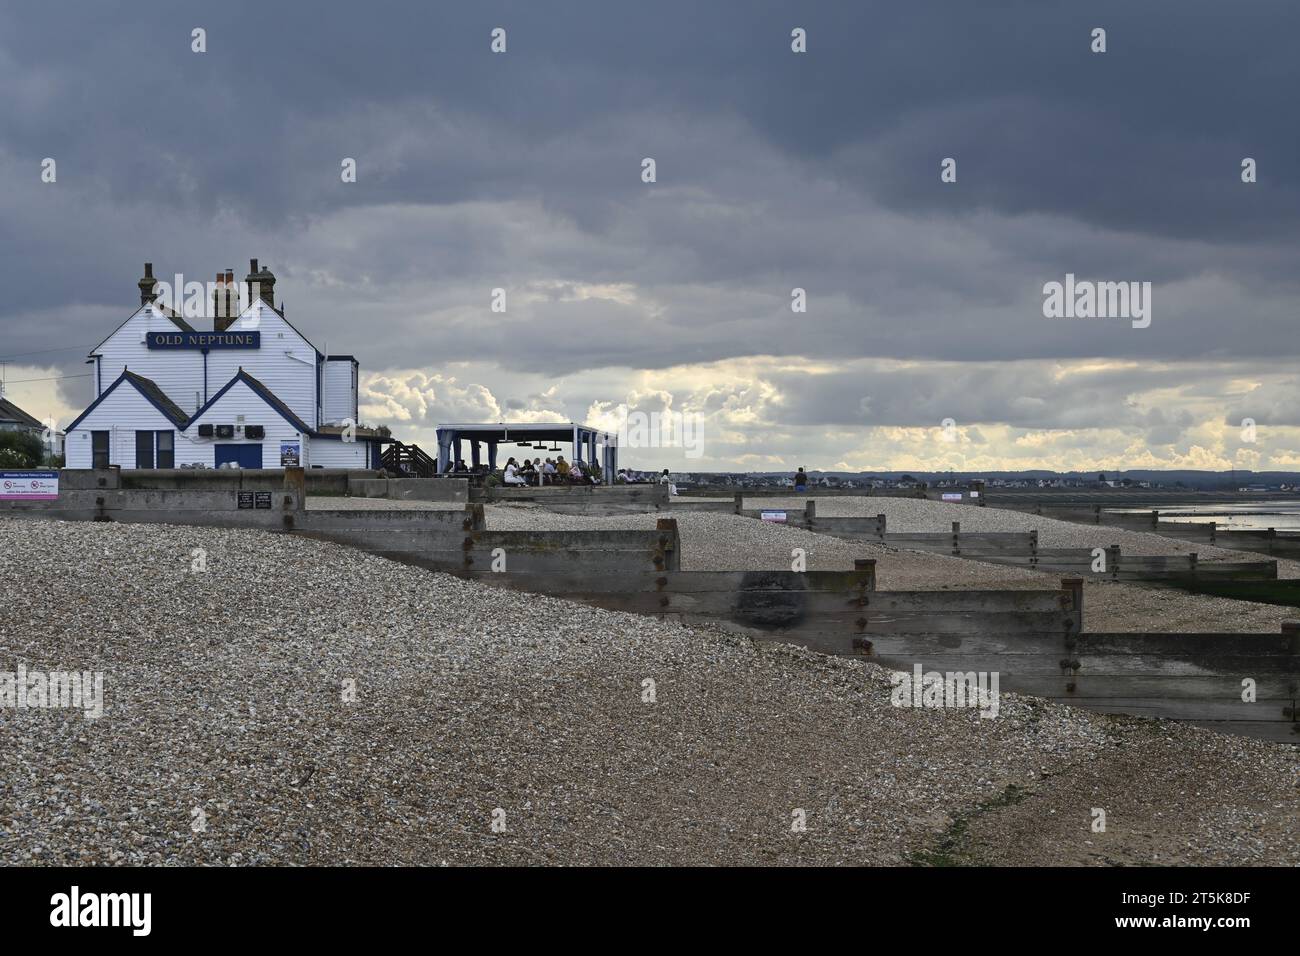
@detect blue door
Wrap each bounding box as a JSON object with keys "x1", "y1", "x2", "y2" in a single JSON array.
[{"x1": 214, "y1": 444, "x2": 263, "y2": 468}]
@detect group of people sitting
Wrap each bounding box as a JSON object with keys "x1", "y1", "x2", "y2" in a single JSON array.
[
  {"x1": 502, "y1": 455, "x2": 597, "y2": 486},
  {"x1": 450, "y1": 454, "x2": 688, "y2": 491},
  {"x1": 614, "y1": 467, "x2": 677, "y2": 494}
]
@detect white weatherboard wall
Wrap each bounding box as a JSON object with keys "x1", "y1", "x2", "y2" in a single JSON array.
[
  {"x1": 91, "y1": 305, "x2": 205, "y2": 414},
  {"x1": 65, "y1": 386, "x2": 193, "y2": 469},
  {"x1": 321, "y1": 360, "x2": 356, "y2": 425},
  {"x1": 205, "y1": 303, "x2": 318, "y2": 429},
  {"x1": 309, "y1": 437, "x2": 370, "y2": 468},
  {"x1": 187, "y1": 378, "x2": 307, "y2": 468},
  {"x1": 91, "y1": 301, "x2": 320, "y2": 427}
]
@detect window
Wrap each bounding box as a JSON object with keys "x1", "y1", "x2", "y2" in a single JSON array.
[
  {"x1": 156, "y1": 430, "x2": 175, "y2": 469},
  {"x1": 91, "y1": 431, "x2": 109, "y2": 469},
  {"x1": 135, "y1": 431, "x2": 155, "y2": 469}
]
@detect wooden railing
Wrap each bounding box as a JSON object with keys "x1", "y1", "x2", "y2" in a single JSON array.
[{"x1": 380, "y1": 441, "x2": 436, "y2": 479}]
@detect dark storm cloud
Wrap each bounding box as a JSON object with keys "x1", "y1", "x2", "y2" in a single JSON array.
[{"x1": 0, "y1": 0, "x2": 1296, "y2": 424}]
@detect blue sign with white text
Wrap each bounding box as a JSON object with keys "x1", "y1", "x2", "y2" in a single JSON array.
[{"x1": 147, "y1": 331, "x2": 261, "y2": 350}]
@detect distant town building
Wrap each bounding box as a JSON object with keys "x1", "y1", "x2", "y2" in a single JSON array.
[{"x1": 0, "y1": 394, "x2": 43, "y2": 436}]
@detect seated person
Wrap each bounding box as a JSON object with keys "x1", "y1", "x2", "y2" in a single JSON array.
[
  {"x1": 520, "y1": 458, "x2": 540, "y2": 486},
  {"x1": 503, "y1": 457, "x2": 527, "y2": 485},
  {"x1": 555, "y1": 456, "x2": 571, "y2": 480}
]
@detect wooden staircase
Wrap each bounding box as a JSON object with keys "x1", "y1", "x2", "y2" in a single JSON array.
[{"x1": 380, "y1": 441, "x2": 437, "y2": 478}]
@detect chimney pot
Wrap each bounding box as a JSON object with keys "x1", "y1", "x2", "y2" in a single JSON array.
[
  {"x1": 138, "y1": 263, "x2": 159, "y2": 305},
  {"x1": 244, "y1": 258, "x2": 275, "y2": 308}
]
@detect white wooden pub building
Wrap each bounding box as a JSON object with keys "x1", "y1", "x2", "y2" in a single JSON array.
[{"x1": 65, "y1": 261, "x2": 383, "y2": 471}]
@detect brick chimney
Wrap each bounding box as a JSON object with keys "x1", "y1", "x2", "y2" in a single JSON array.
[
  {"x1": 244, "y1": 258, "x2": 275, "y2": 308},
  {"x1": 213, "y1": 269, "x2": 240, "y2": 331},
  {"x1": 226, "y1": 269, "x2": 238, "y2": 317},
  {"x1": 212, "y1": 272, "x2": 227, "y2": 330},
  {"x1": 138, "y1": 262, "x2": 158, "y2": 305}
]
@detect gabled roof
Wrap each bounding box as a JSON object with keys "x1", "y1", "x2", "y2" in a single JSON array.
[
  {"x1": 123, "y1": 371, "x2": 189, "y2": 424},
  {"x1": 88, "y1": 303, "x2": 193, "y2": 357},
  {"x1": 0, "y1": 396, "x2": 43, "y2": 429},
  {"x1": 65, "y1": 370, "x2": 190, "y2": 432},
  {"x1": 156, "y1": 305, "x2": 195, "y2": 331},
  {"x1": 190, "y1": 368, "x2": 313, "y2": 435}
]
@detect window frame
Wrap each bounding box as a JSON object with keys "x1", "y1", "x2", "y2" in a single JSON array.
[
  {"x1": 91, "y1": 430, "x2": 110, "y2": 469},
  {"x1": 156, "y1": 430, "x2": 175, "y2": 469},
  {"x1": 135, "y1": 430, "x2": 155, "y2": 469}
]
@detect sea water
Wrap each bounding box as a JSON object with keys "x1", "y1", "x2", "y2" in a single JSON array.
[{"x1": 1111, "y1": 500, "x2": 1300, "y2": 532}]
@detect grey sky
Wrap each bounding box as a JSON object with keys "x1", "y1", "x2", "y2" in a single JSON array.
[{"x1": 1, "y1": 0, "x2": 1297, "y2": 470}]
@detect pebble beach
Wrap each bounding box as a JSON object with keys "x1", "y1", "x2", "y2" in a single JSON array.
[{"x1": 1, "y1": 505, "x2": 1295, "y2": 866}]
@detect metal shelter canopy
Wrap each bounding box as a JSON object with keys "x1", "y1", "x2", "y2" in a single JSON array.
[{"x1": 434, "y1": 421, "x2": 618, "y2": 475}]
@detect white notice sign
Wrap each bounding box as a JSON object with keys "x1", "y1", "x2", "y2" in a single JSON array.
[{"x1": 1, "y1": 471, "x2": 59, "y2": 500}]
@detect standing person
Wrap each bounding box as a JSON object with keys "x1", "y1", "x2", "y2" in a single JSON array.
[
  {"x1": 794, "y1": 467, "x2": 808, "y2": 493},
  {"x1": 659, "y1": 468, "x2": 678, "y2": 496}
]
